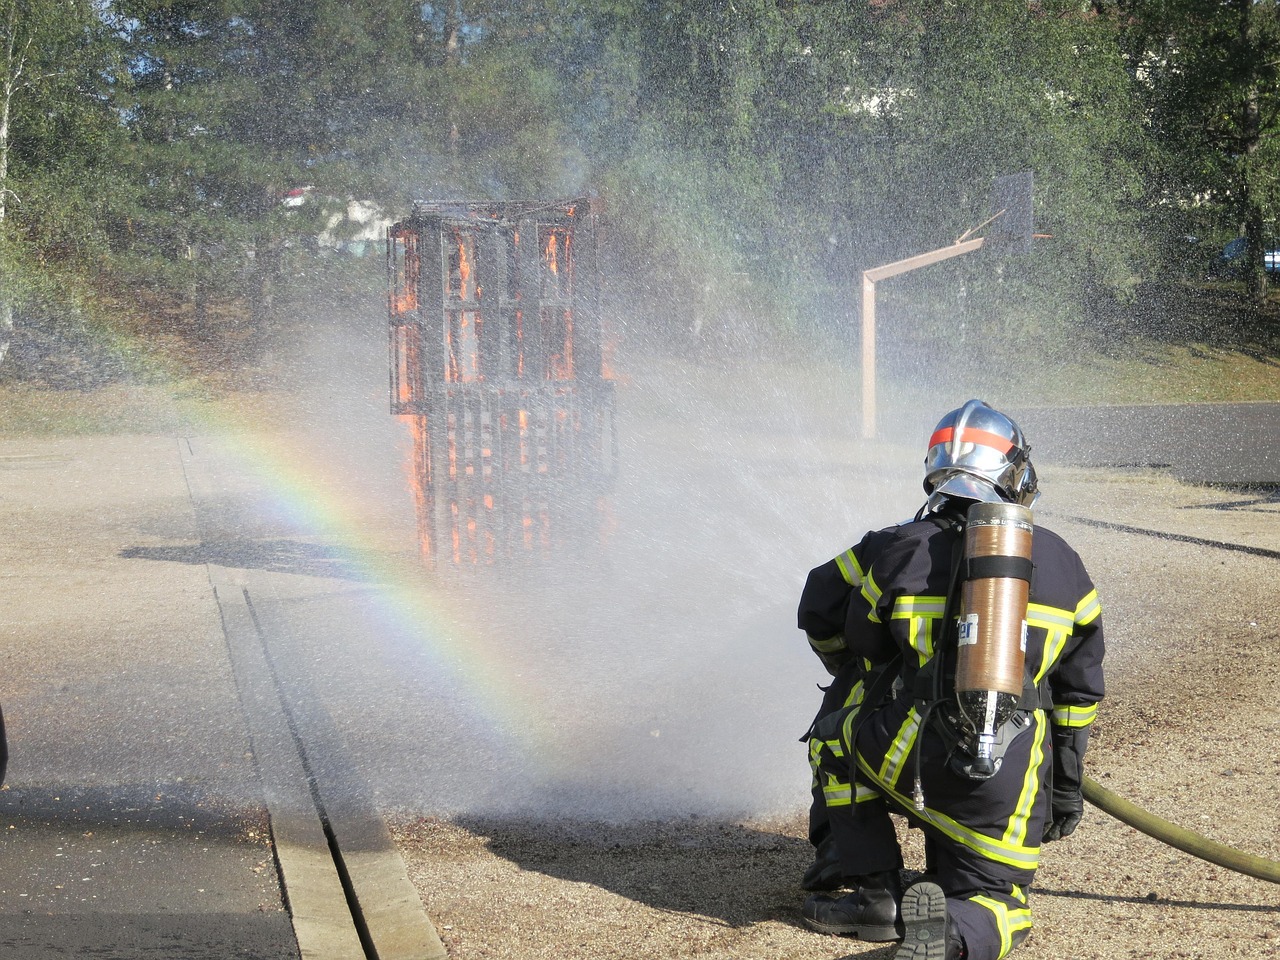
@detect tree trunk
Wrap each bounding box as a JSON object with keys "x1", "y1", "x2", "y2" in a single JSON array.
[
  {"x1": 1242, "y1": 188, "x2": 1268, "y2": 304},
  {"x1": 247, "y1": 234, "x2": 281, "y2": 361},
  {"x1": 1237, "y1": 0, "x2": 1268, "y2": 305},
  {"x1": 0, "y1": 24, "x2": 14, "y2": 368},
  {"x1": 1, "y1": 1, "x2": 16, "y2": 226},
  {"x1": 0, "y1": 1, "x2": 26, "y2": 370},
  {"x1": 0, "y1": 302, "x2": 11, "y2": 365}
]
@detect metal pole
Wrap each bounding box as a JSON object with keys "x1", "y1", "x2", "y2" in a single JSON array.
[{"x1": 858, "y1": 237, "x2": 986, "y2": 441}]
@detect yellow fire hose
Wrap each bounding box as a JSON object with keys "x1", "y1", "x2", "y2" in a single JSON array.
[{"x1": 1082, "y1": 776, "x2": 1280, "y2": 884}]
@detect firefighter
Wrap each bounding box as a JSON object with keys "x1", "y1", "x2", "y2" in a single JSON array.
[{"x1": 797, "y1": 400, "x2": 1104, "y2": 960}]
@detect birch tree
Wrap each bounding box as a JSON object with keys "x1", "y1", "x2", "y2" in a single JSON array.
[{"x1": 0, "y1": 0, "x2": 117, "y2": 365}]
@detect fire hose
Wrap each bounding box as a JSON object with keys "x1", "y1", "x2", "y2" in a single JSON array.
[{"x1": 1082, "y1": 775, "x2": 1280, "y2": 884}]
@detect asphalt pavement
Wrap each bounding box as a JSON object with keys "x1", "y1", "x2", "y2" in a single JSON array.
[
  {"x1": 0, "y1": 436, "x2": 301, "y2": 958},
  {"x1": 887, "y1": 402, "x2": 1280, "y2": 485},
  {"x1": 1013, "y1": 402, "x2": 1280, "y2": 485}
]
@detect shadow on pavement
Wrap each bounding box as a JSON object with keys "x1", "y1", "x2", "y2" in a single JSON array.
[
  {"x1": 0, "y1": 784, "x2": 299, "y2": 960},
  {"x1": 1034, "y1": 885, "x2": 1280, "y2": 914},
  {"x1": 454, "y1": 815, "x2": 828, "y2": 932},
  {"x1": 119, "y1": 539, "x2": 365, "y2": 580}
]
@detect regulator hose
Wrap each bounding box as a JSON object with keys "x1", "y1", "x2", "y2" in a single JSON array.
[{"x1": 1082, "y1": 775, "x2": 1280, "y2": 884}]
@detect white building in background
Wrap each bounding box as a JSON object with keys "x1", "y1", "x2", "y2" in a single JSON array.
[{"x1": 282, "y1": 187, "x2": 395, "y2": 256}]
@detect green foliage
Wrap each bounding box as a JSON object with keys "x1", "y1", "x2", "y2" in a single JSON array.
[
  {"x1": 1116, "y1": 0, "x2": 1280, "y2": 303},
  {"x1": 559, "y1": 1, "x2": 1155, "y2": 344},
  {"x1": 2, "y1": 0, "x2": 1279, "y2": 380}
]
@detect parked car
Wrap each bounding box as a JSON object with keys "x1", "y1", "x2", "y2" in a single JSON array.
[{"x1": 1218, "y1": 236, "x2": 1280, "y2": 275}]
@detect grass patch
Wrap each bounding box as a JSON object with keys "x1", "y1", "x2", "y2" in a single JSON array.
[
  {"x1": 1, "y1": 278, "x2": 1277, "y2": 438},
  {"x1": 1015, "y1": 339, "x2": 1280, "y2": 406},
  {"x1": 0, "y1": 382, "x2": 189, "y2": 436}
]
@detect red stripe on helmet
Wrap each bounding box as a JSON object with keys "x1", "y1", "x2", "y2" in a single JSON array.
[{"x1": 929, "y1": 426, "x2": 1016, "y2": 454}]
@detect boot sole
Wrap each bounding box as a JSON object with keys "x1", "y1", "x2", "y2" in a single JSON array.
[{"x1": 894, "y1": 882, "x2": 949, "y2": 959}]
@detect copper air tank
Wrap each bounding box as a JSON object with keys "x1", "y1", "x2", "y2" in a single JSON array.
[{"x1": 955, "y1": 501, "x2": 1034, "y2": 700}]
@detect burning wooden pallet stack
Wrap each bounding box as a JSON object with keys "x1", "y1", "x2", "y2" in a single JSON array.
[{"x1": 387, "y1": 198, "x2": 615, "y2": 564}]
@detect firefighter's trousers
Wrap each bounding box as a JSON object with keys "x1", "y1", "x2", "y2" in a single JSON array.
[
  {"x1": 811, "y1": 697, "x2": 1050, "y2": 960},
  {"x1": 805, "y1": 665, "x2": 862, "y2": 846}
]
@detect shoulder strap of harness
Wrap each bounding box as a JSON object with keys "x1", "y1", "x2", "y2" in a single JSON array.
[{"x1": 927, "y1": 511, "x2": 966, "y2": 706}]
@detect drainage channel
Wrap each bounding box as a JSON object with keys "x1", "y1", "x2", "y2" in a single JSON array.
[{"x1": 214, "y1": 577, "x2": 447, "y2": 960}]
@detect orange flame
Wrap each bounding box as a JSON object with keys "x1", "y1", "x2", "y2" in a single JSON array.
[
  {"x1": 445, "y1": 229, "x2": 483, "y2": 383},
  {"x1": 393, "y1": 204, "x2": 611, "y2": 566},
  {"x1": 403, "y1": 413, "x2": 434, "y2": 560},
  {"x1": 389, "y1": 231, "x2": 419, "y2": 314}
]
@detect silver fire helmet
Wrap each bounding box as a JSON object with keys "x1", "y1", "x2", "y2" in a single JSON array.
[{"x1": 923, "y1": 399, "x2": 1039, "y2": 509}]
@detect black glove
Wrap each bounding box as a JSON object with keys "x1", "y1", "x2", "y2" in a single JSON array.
[
  {"x1": 1043, "y1": 803, "x2": 1082, "y2": 842},
  {"x1": 1043, "y1": 724, "x2": 1089, "y2": 843}
]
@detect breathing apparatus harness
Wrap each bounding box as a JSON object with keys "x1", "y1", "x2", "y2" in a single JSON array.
[
  {"x1": 835, "y1": 502, "x2": 1047, "y2": 815},
  {"x1": 908, "y1": 507, "x2": 966, "y2": 809}
]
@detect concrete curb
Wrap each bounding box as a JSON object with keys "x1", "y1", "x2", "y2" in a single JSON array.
[{"x1": 187, "y1": 440, "x2": 446, "y2": 960}]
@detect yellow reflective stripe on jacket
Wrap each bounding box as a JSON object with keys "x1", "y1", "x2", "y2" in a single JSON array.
[
  {"x1": 822, "y1": 776, "x2": 852, "y2": 807},
  {"x1": 822, "y1": 774, "x2": 876, "y2": 807},
  {"x1": 882, "y1": 709, "x2": 921, "y2": 791},
  {"x1": 834, "y1": 548, "x2": 866, "y2": 587},
  {"x1": 861, "y1": 570, "x2": 884, "y2": 623},
  {"x1": 1025, "y1": 601, "x2": 1077, "y2": 682},
  {"x1": 855, "y1": 781, "x2": 879, "y2": 803},
  {"x1": 1052, "y1": 703, "x2": 1098, "y2": 728},
  {"x1": 841, "y1": 677, "x2": 867, "y2": 710},
  {"x1": 1002, "y1": 711, "x2": 1047, "y2": 849},
  {"x1": 1033, "y1": 628, "x2": 1069, "y2": 683},
  {"x1": 971, "y1": 894, "x2": 1033, "y2": 959},
  {"x1": 892, "y1": 596, "x2": 947, "y2": 618},
  {"x1": 839, "y1": 706, "x2": 921, "y2": 798},
  {"x1": 1076, "y1": 588, "x2": 1101, "y2": 626},
  {"x1": 891, "y1": 595, "x2": 947, "y2": 663},
  {"x1": 1027, "y1": 603, "x2": 1074, "y2": 633},
  {"x1": 852, "y1": 752, "x2": 1043, "y2": 870},
  {"x1": 812, "y1": 736, "x2": 852, "y2": 807}
]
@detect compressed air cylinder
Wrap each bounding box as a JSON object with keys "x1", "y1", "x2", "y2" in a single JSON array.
[{"x1": 955, "y1": 501, "x2": 1034, "y2": 774}]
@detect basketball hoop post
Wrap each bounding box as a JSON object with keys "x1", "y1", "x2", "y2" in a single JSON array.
[{"x1": 858, "y1": 172, "x2": 1034, "y2": 440}]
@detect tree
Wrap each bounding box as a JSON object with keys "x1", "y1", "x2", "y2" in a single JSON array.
[
  {"x1": 1115, "y1": 0, "x2": 1280, "y2": 304},
  {"x1": 549, "y1": 1, "x2": 1153, "y2": 344},
  {"x1": 0, "y1": 0, "x2": 126, "y2": 367}
]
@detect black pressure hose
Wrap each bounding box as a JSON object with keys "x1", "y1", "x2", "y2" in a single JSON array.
[{"x1": 1082, "y1": 775, "x2": 1280, "y2": 884}]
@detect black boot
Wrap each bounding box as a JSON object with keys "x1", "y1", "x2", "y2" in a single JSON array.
[
  {"x1": 801, "y1": 835, "x2": 845, "y2": 892},
  {"x1": 894, "y1": 881, "x2": 966, "y2": 960},
  {"x1": 802, "y1": 870, "x2": 903, "y2": 941}
]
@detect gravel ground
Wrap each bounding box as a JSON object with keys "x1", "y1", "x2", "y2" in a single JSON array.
[{"x1": 390, "y1": 468, "x2": 1280, "y2": 960}]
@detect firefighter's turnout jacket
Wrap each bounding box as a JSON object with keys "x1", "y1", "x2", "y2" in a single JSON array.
[{"x1": 798, "y1": 509, "x2": 1104, "y2": 960}]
